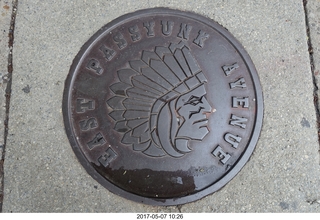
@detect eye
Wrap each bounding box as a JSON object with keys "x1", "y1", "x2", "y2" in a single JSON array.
[{"x1": 184, "y1": 95, "x2": 203, "y2": 106}]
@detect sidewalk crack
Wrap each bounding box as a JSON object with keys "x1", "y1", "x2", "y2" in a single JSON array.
[
  {"x1": 303, "y1": 0, "x2": 320, "y2": 165},
  {"x1": 0, "y1": 0, "x2": 18, "y2": 213}
]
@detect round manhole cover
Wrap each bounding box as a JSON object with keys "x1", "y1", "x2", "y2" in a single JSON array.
[{"x1": 63, "y1": 8, "x2": 263, "y2": 206}]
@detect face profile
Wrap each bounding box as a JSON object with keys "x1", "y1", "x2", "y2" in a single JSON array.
[
  {"x1": 155, "y1": 83, "x2": 212, "y2": 157},
  {"x1": 107, "y1": 41, "x2": 214, "y2": 158},
  {"x1": 175, "y1": 84, "x2": 212, "y2": 140}
]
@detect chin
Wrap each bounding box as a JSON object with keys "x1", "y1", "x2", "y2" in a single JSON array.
[{"x1": 189, "y1": 126, "x2": 209, "y2": 140}]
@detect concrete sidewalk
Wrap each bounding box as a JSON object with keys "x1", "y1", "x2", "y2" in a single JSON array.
[{"x1": 1, "y1": 0, "x2": 320, "y2": 212}]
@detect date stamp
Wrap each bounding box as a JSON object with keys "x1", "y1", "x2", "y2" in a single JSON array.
[{"x1": 137, "y1": 214, "x2": 183, "y2": 219}]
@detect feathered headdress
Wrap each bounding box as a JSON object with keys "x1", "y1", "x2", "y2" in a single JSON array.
[{"x1": 107, "y1": 41, "x2": 207, "y2": 157}]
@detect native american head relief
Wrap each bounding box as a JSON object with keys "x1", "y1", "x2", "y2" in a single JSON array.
[{"x1": 107, "y1": 41, "x2": 213, "y2": 158}]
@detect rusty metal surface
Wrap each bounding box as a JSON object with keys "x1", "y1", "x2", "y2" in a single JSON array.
[{"x1": 63, "y1": 8, "x2": 263, "y2": 206}]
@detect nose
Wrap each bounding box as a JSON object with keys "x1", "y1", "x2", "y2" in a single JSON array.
[{"x1": 201, "y1": 96, "x2": 212, "y2": 114}]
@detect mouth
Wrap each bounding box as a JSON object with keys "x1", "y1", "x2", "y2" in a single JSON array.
[{"x1": 193, "y1": 118, "x2": 208, "y2": 127}]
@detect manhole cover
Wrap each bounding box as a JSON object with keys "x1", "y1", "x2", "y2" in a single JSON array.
[{"x1": 63, "y1": 8, "x2": 263, "y2": 206}]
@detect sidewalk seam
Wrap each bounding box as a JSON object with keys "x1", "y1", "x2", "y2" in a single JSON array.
[
  {"x1": 0, "y1": 0, "x2": 18, "y2": 212},
  {"x1": 303, "y1": 0, "x2": 320, "y2": 164}
]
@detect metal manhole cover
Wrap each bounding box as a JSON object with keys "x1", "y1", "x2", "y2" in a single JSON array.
[{"x1": 63, "y1": 8, "x2": 263, "y2": 206}]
